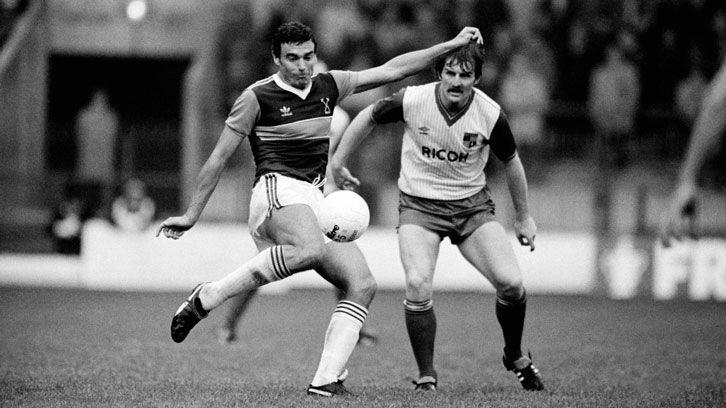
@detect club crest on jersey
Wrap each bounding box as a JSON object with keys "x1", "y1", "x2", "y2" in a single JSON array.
[
  {"x1": 462, "y1": 132, "x2": 484, "y2": 148},
  {"x1": 320, "y1": 97, "x2": 331, "y2": 114},
  {"x1": 280, "y1": 106, "x2": 292, "y2": 117}
]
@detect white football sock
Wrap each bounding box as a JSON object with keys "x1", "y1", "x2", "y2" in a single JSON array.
[
  {"x1": 200, "y1": 246, "x2": 289, "y2": 310},
  {"x1": 311, "y1": 301, "x2": 367, "y2": 386}
]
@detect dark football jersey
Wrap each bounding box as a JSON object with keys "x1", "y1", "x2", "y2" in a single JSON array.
[{"x1": 225, "y1": 71, "x2": 358, "y2": 184}]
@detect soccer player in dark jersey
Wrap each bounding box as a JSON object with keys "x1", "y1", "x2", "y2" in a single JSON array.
[
  {"x1": 156, "y1": 22, "x2": 482, "y2": 397},
  {"x1": 330, "y1": 43, "x2": 545, "y2": 392},
  {"x1": 214, "y1": 100, "x2": 379, "y2": 347}
]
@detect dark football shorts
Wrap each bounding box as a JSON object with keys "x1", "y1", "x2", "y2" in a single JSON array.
[{"x1": 398, "y1": 187, "x2": 497, "y2": 245}]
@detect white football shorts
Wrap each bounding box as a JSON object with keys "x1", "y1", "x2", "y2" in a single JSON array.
[{"x1": 248, "y1": 173, "x2": 325, "y2": 248}]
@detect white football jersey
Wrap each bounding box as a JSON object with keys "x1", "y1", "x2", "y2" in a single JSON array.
[{"x1": 399, "y1": 83, "x2": 504, "y2": 200}]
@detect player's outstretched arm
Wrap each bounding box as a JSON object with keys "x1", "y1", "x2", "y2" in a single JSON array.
[
  {"x1": 503, "y1": 153, "x2": 536, "y2": 251},
  {"x1": 354, "y1": 26, "x2": 483, "y2": 93},
  {"x1": 157, "y1": 126, "x2": 244, "y2": 239},
  {"x1": 329, "y1": 105, "x2": 377, "y2": 190},
  {"x1": 659, "y1": 61, "x2": 726, "y2": 247}
]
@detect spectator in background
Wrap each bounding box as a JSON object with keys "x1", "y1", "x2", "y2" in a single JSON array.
[
  {"x1": 313, "y1": 0, "x2": 367, "y2": 69},
  {"x1": 371, "y1": 1, "x2": 419, "y2": 64},
  {"x1": 519, "y1": 31, "x2": 557, "y2": 96},
  {"x1": 463, "y1": 0, "x2": 512, "y2": 50},
  {"x1": 529, "y1": 0, "x2": 564, "y2": 46},
  {"x1": 674, "y1": 45, "x2": 709, "y2": 131},
  {"x1": 111, "y1": 178, "x2": 156, "y2": 233},
  {"x1": 638, "y1": 0, "x2": 689, "y2": 110},
  {"x1": 556, "y1": 19, "x2": 597, "y2": 104},
  {"x1": 614, "y1": 28, "x2": 642, "y2": 68},
  {"x1": 217, "y1": 0, "x2": 271, "y2": 110},
  {"x1": 75, "y1": 89, "x2": 118, "y2": 218},
  {"x1": 47, "y1": 185, "x2": 86, "y2": 255},
  {"x1": 500, "y1": 50, "x2": 550, "y2": 171},
  {"x1": 588, "y1": 41, "x2": 640, "y2": 168},
  {"x1": 477, "y1": 25, "x2": 514, "y2": 98}
]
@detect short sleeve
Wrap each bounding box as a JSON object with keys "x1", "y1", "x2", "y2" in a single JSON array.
[
  {"x1": 371, "y1": 88, "x2": 406, "y2": 124},
  {"x1": 224, "y1": 89, "x2": 261, "y2": 137},
  {"x1": 329, "y1": 70, "x2": 359, "y2": 104},
  {"x1": 489, "y1": 111, "x2": 517, "y2": 161}
]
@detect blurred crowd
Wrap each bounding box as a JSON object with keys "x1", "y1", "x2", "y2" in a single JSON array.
[
  {"x1": 5, "y1": 0, "x2": 724, "y2": 253},
  {"x1": 216, "y1": 0, "x2": 725, "y2": 174},
  {"x1": 203, "y1": 0, "x2": 726, "y2": 225},
  {"x1": 48, "y1": 177, "x2": 156, "y2": 254}
]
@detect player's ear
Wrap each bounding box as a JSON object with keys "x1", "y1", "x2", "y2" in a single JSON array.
[{"x1": 272, "y1": 52, "x2": 280, "y2": 67}]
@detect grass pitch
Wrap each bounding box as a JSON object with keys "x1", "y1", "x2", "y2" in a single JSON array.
[{"x1": 1, "y1": 287, "x2": 725, "y2": 407}]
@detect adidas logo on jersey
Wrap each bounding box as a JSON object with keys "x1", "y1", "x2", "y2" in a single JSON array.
[{"x1": 280, "y1": 106, "x2": 292, "y2": 117}]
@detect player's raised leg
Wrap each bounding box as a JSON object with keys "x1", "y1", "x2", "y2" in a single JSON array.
[
  {"x1": 171, "y1": 204, "x2": 326, "y2": 343},
  {"x1": 307, "y1": 241, "x2": 377, "y2": 397},
  {"x1": 458, "y1": 221, "x2": 545, "y2": 391},
  {"x1": 399, "y1": 224, "x2": 441, "y2": 391}
]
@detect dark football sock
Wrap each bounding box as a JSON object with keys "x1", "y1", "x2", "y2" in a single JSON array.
[
  {"x1": 496, "y1": 291, "x2": 527, "y2": 361},
  {"x1": 404, "y1": 299, "x2": 437, "y2": 379}
]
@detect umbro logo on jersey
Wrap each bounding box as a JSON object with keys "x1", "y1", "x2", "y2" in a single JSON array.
[
  {"x1": 280, "y1": 106, "x2": 292, "y2": 117},
  {"x1": 418, "y1": 126, "x2": 430, "y2": 135}
]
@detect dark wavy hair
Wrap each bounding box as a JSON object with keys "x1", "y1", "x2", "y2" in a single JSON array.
[
  {"x1": 272, "y1": 21, "x2": 317, "y2": 58},
  {"x1": 434, "y1": 42, "x2": 485, "y2": 79}
]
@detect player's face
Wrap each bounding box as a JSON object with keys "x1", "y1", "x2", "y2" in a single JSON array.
[
  {"x1": 273, "y1": 40, "x2": 317, "y2": 90},
  {"x1": 438, "y1": 60, "x2": 478, "y2": 108}
]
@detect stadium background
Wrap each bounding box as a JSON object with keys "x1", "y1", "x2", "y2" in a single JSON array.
[{"x1": 0, "y1": 0, "x2": 725, "y2": 301}]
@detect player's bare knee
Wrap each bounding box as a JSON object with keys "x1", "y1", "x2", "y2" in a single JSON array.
[
  {"x1": 496, "y1": 279, "x2": 524, "y2": 301},
  {"x1": 347, "y1": 274, "x2": 377, "y2": 304},
  {"x1": 405, "y1": 281, "x2": 433, "y2": 302},
  {"x1": 361, "y1": 278, "x2": 377, "y2": 304}
]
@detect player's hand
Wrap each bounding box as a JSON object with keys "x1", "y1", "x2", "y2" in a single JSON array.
[
  {"x1": 452, "y1": 26, "x2": 483, "y2": 46},
  {"x1": 514, "y1": 216, "x2": 537, "y2": 252},
  {"x1": 330, "y1": 163, "x2": 360, "y2": 191},
  {"x1": 156, "y1": 215, "x2": 195, "y2": 240},
  {"x1": 659, "y1": 181, "x2": 698, "y2": 247}
]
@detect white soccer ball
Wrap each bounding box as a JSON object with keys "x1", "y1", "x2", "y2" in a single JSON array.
[{"x1": 318, "y1": 190, "x2": 370, "y2": 242}]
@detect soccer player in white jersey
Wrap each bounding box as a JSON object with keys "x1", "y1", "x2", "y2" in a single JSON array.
[
  {"x1": 330, "y1": 43, "x2": 545, "y2": 392},
  {"x1": 156, "y1": 22, "x2": 482, "y2": 397}
]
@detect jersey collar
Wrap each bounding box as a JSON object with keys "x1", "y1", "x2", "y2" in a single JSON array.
[
  {"x1": 273, "y1": 73, "x2": 313, "y2": 100},
  {"x1": 434, "y1": 83, "x2": 474, "y2": 126}
]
